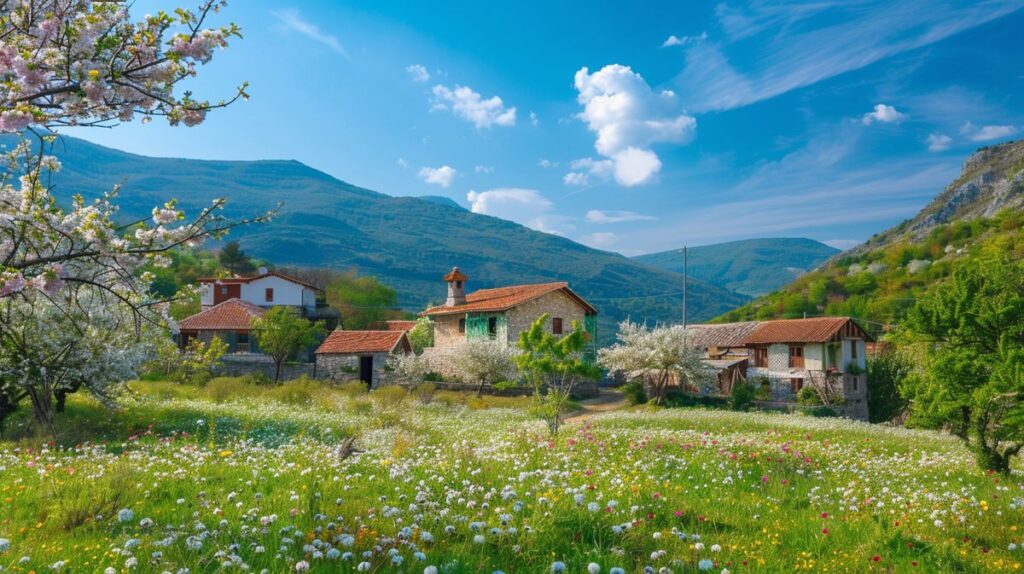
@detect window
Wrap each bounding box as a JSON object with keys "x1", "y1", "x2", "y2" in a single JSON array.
[
  {"x1": 552, "y1": 317, "x2": 564, "y2": 335},
  {"x1": 265, "y1": 288, "x2": 274, "y2": 302},
  {"x1": 455, "y1": 280, "x2": 462, "y2": 289},
  {"x1": 789, "y1": 345, "x2": 805, "y2": 368},
  {"x1": 852, "y1": 377, "x2": 859, "y2": 392},
  {"x1": 850, "y1": 339, "x2": 858, "y2": 359},
  {"x1": 458, "y1": 318, "x2": 466, "y2": 334},
  {"x1": 488, "y1": 317, "x2": 498, "y2": 337},
  {"x1": 220, "y1": 286, "x2": 228, "y2": 295},
  {"x1": 754, "y1": 347, "x2": 768, "y2": 368}
]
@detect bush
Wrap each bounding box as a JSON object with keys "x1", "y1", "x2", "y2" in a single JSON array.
[
  {"x1": 424, "y1": 372, "x2": 445, "y2": 382},
  {"x1": 662, "y1": 389, "x2": 729, "y2": 409},
  {"x1": 265, "y1": 376, "x2": 321, "y2": 406},
  {"x1": 621, "y1": 380, "x2": 648, "y2": 405},
  {"x1": 752, "y1": 377, "x2": 772, "y2": 401},
  {"x1": 866, "y1": 351, "x2": 910, "y2": 423},
  {"x1": 730, "y1": 381, "x2": 756, "y2": 411},
  {"x1": 372, "y1": 385, "x2": 408, "y2": 406},
  {"x1": 414, "y1": 383, "x2": 436, "y2": 404},
  {"x1": 242, "y1": 371, "x2": 273, "y2": 386},
  {"x1": 796, "y1": 386, "x2": 822, "y2": 405},
  {"x1": 205, "y1": 377, "x2": 259, "y2": 403},
  {"x1": 337, "y1": 380, "x2": 369, "y2": 397}
]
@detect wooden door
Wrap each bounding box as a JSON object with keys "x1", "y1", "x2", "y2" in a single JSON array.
[
  {"x1": 359, "y1": 356, "x2": 374, "y2": 387},
  {"x1": 789, "y1": 345, "x2": 805, "y2": 368}
]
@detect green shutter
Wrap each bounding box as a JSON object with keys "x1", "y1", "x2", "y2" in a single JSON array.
[{"x1": 583, "y1": 314, "x2": 598, "y2": 365}]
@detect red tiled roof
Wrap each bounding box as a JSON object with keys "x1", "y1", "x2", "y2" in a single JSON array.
[
  {"x1": 419, "y1": 282, "x2": 597, "y2": 316},
  {"x1": 685, "y1": 322, "x2": 760, "y2": 348},
  {"x1": 197, "y1": 271, "x2": 322, "y2": 291},
  {"x1": 179, "y1": 299, "x2": 265, "y2": 331},
  {"x1": 316, "y1": 330, "x2": 410, "y2": 355},
  {"x1": 384, "y1": 320, "x2": 417, "y2": 332},
  {"x1": 743, "y1": 317, "x2": 870, "y2": 344}
]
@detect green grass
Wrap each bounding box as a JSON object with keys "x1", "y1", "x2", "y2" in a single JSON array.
[{"x1": 0, "y1": 382, "x2": 1021, "y2": 573}]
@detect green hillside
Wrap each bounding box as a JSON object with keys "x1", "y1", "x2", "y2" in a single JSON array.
[
  {"x1": 34, "y1": 135, "x2": 749, "y2": 342},
  {"x1": 634, "y1": 238, "x2": 838, "y2": 296},
  {"x1": 717, "y1": 140, "x2": 1024, "y2": 333}
]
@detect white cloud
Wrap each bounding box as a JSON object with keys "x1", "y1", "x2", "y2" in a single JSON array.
[
  {"x1": 406, "y1": 64, "x2": 430, "y2": 83},
  {"x1": 564, "y1": 157, "x2": 614, "y2": 186},
  {"x1": 675, "y1": 1, "x2": 1022, "y2": 112},
  {"x1": 431, "y1": 84, "x2": 516, "y2": 128},
  {"x1": 925, "y1": 133, "x2": 952, "y2": 152},
  {"x1": 662, "y1": 32, "x2": 707, "y2": 47},
  {"x1": 570, "y1": 64, "x2": 696, "y2": 186},
  {"x1": 474, "y1": 165, "x2": 494, "y2": 174},
  {"x1": 417, "y1": 165, "x2": 457, "y2": 187},
  {"x1": 465, "y1": 188, "x2": 573, "y2": 234},
  {"x1": 397, "y1": 158, "x2": 409, "y2": 169},
  {"x1": 961, "y1": 122, "x2": 1018, "y2": 142},
  {"x1": 585, "y1": 210, "x2": 657, "y2": 224},
  {"x1": 530, "y1": 112, "x2": 539, "y2": 127},
  {"x1": 862, "y1": 104, "x2": 908, "y2": 125},
  {"x1": 270, "y1": 10, "x2": 347, "y2": 56},
  {"x1": 613, "y1": 147, "x2": 662, "y2": 186},
  {"x1": 537, "y1": 159, "x2": 559, "y2": 169},
  {"x1": 824, "y1": 239, "x2": 862, "y2": 250},
  {"x1": 584, "y1": 232, "x2": 618, "y2": 248}
]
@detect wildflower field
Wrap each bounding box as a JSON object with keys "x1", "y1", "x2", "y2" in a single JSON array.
[{"x1": 0, "y1": 380, "x2": 1021, "y2": 574}]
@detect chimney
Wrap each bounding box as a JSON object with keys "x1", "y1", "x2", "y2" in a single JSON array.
[{"x1": 443, "y1": 267, "x2": 468, "y2": 307}]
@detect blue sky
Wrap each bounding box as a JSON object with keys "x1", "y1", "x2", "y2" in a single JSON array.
[{"x1": 71, "y1": 0, "x2": 1024, "y2": 255}]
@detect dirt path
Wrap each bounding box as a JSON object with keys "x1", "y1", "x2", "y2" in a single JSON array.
[{"x1": 565, "y1": 389, "x2": 628, "y2": 422}]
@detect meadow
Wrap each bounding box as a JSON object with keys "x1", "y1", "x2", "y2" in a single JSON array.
[{"x1": 0, "y1": 379, "x2": 1021, "y2": 573}]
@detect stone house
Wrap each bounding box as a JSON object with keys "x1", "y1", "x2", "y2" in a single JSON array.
[
  {"x1": 418, "y1": 267, "x2": 599, "y2": 377},
  {"x1": 178, "y1": 298, "x2": 266, "y2": 354},
  {"x1": 685, "y1": 317, "x2": 871, "y2": 419},
  {"x1": 315, "y1": 330, "x2": 412, "y2": 388}
]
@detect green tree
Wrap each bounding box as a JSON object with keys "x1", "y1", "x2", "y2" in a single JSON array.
[
  {"x1": 326, "y1": 271, "x2": 404, "y2": 329},
  {"x1": 219, "y1": 241, "x2": 256, "y2": 275},
  {"x1": 516, "y1": 314, "x2": 600, "y2": 435},
  {"x1": 408, "y1": 317, "x2": 435, "y2": 354},
  {"x1": 253, "y1": 308, "x2": 326, "y2": 383},
  {"x1": 901, "y1": 258, "x2": 1024, "y2": 473},
  {"x1": 866, "y1": 350, "x2": 911, "y2": 424}
]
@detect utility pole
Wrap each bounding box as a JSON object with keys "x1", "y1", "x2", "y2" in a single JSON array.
[{"x1": 682, "y1": 246, "x2": 688, "y2": 328}]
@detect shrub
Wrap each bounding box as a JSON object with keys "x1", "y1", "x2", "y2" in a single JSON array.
[
  {"x1": 205, "y1": 377, "x2": 259, "y2": 403},
  {"x1": 866, "y1": 351, "x2": 911, "y2": 423},
  {"x1": 796, "y1": 386, "x2": 822, "y2": 405},
  {"x1": 730, "y1": 381, "x2": 756, "y2": 411},
  {"x1": 424, "y1": 372, "x2": 445, "y2": 383},
  {"x1": 372, "y1": 385, "x2": 408, "y2": 406},
  {"x1": 414, "y1": 383, "x2": 437, "y2": 404},
  {"x1": 662, "y1": 388, "x2": 729, "y2": 409},
  {"x1": 242, "y1": 371, "x2": 273, "y2": 387},
  {"x1": 621, "y1": 380, "x2": 648, "y2": 405},
  {"x1": 266, "y1": 376, "x2": 321, "y2": 406},
  {"x1": 337, "y1": 380, "x2": 369, "y2": 398}
]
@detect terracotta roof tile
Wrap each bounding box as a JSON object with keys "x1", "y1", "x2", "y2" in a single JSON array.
[
  {"x1": 420, "y1": 282, "x2": 596, "y2": 316},
  {"x1": 685, "y1": 322, "x2": 760, "y2": 348},
  {"x1": 384, "y1": 320, "x2": 417, "y2": 332},
  {"x1": 743, "y1": 317, "x2": 866, "y2": 344},
  {"x1": 316, "y1": 330, "x2": 410, "y2": 354},
  {"x1": 443, "y1": 267, "x2": 469, "y2": 282},
  {"x1": 179, "y1": 299, "x2": 265, "y2": 331},
  {"x1": 197, "y1": 271, "x2": 322, "y2": 291}
]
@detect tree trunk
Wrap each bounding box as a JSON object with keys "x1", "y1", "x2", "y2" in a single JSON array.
[{"x1": 274, "y1": 359, "x2": 283, "y2": 384}]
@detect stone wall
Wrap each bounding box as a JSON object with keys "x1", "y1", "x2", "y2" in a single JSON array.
[
  {"x1": 505, "y1": 290, "x2": 589, "y2": 345},
  {"x1": 433, "y1": 315, "x2": 465, "y2": 348},
  {"x1": 214, "y1": 355, "x2": 315, "y2": 380},
  {"x1": 315, "y1": 353, "x2": 395, "y2": 389}
]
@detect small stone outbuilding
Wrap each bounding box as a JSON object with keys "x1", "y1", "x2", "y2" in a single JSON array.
[{"x1": 315, "y1": 330, "x2": 412, "y2": 388}]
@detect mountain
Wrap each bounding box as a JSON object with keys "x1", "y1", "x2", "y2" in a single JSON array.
[
  {"x1": 34, "y1": 135, "x2": 749, "y2": 342},
  {"x1": 416, "y1": 195, "x2": 464, "y2": 210},
  {"x1": 634, "y1": 238, "x2": 839, "y2": 296},
  {"x1": 716, "y1": 140, "x2": 1024, "y2": 332}
]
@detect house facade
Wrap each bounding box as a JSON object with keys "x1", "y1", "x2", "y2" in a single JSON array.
[
  {"x1": 180, "y1": 270, "x2": 338, "y2": 354},
  {"x1": 418, "y1": 268, "x2": 599, "y2": 375},
  {"x1": 315, "y1": 330, "x2": 412, "y2": 388},
  {"x1": 686, "y1": 317, "x2": 871, "y2": 420}
]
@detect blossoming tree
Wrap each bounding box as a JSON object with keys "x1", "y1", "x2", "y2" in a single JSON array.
[
  {"x1": 598, "y1": 320, "x2": 712, "y2": 404},
  {"x1": 0, "y1": 0, "x2": 259, "y2": 428}
]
